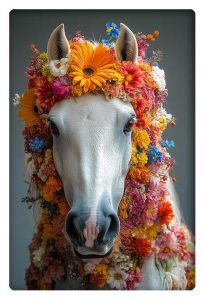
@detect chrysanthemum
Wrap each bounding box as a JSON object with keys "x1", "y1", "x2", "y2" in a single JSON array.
[
  {"x1": 70, "y1": 41, "x2": 116, "y2": 93},
  {"x1": 158, "y1": 201, "x2": 175, "y2": 225},
  {"x1": 34, "y1": 77, "x2": 59, "y2": 111},
  {"x1": 151, "y1": 65, "x2": 166, "y2": 91},
  {"x1": 121, "y1": 61, "x2": 144, "y2": 92},
  {"x1": 18, "y1": 89, "x2": 40, "y2": 127},
  {"x1": 129, "y1": 238, "x2": 151, "y2": 257}
]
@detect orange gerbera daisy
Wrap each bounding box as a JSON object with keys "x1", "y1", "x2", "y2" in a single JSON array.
[
  {"x1": 70, "y1": 41, "x2": 116, "y2": 94},
  {"x1": 18, "y1": 89, "x2": 40, "y2": 127}
]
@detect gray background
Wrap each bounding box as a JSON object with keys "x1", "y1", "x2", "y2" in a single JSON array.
[{"x1": 10, "y1": 10, "x2": 195, "y2": 290}]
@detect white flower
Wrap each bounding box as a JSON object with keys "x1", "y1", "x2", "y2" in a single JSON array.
[
  {"x1": 151, "y1": 66, "x2": 166, "y2": 91},
  {"x1": 37, "y1": 163, "x2": 47, "y2": 182},
  {"x1": 107, "y1": 266, "x2": 128, "y2": 290},
  {"x1": 112, "y1": 253, "x2": 133, "y2": 271},
  {"x1": 32, "y1": 244, "x2": 45, "y2": 269},
  {"x1": 48, "y1": 58, "x2": 69, "y2": 77},
  {"x1": 12, "y1": 93, "x2": 21, "y2": 106},
  {"x1": 156, "y1": 257, "x2": 187, "y2": 290},
  {"x1": 152, "y1": 105, "x2": 174, "y2": 127},
  {"x1": 149, "y1": 173, "x2": 160, "y2": 189}
]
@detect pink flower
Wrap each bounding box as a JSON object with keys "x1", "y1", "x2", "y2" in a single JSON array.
[
  {"x1": 129, "y1": 190, "x2": 146, "y2": 226},
  {"x1": 136, "y1": 33, "x2": 149, "y2": 59},
  {"x1": 157, "y1": 231, "x2": 180, "y2": 260},
  {"x1": 52, "y1": 75, "x2": 72, "y2": 98},
  {"x1": 126, "y1": 268, "x2": 142, "y2": 289}
]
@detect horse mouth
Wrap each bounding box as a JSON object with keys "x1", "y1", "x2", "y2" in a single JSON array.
[{"x1": 74, "y1": 245, "x2": 113, "y2": 259}]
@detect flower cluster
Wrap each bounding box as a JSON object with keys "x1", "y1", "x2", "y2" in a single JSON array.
[{"x1": 16, "y1": 22, "x2": 195, "y2": 290}]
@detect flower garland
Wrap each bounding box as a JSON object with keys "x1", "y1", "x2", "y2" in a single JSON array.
[{"x1": 15, "y1": 22, "x2": 195, "y2": 290}]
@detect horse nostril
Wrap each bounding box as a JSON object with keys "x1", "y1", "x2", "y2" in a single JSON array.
[
  {"x1": 106, "y1": 214, "x2": 120, "y2": 240},
  {"x1": 66, "y1": 213, "x2": 84, "y2": 245},
  {"x1": 97, "y1": 213, "x2": 120, "y2": 244}
]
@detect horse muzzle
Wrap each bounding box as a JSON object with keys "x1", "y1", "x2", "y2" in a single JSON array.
[{"x1": 65, "y1": 208, "x2": 119, "y2": 258}]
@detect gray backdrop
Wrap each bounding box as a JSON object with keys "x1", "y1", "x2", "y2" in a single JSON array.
[{"x1": 10, "y1": 10, "x2": 195, "y2": 290}]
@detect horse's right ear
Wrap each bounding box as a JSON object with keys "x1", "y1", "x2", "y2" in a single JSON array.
[
  {"x1": 47, "y1": 24, "x2": 70, "y2": 61},
  {"x1": 115, "y1": 23, "x2": 138, "y2": 64}
]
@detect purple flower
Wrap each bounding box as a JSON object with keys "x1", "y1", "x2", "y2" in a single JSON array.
[{"x1": 52, "y1": 75, "x2": 72, "y2": 98}]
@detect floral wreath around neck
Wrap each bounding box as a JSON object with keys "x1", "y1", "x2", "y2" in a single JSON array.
[{"x1": 13, "y1": 22, "x2": 195, "y2": 290}]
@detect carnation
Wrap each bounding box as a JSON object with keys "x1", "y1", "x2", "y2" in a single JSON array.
[{"x1": 151, "y1": 66, "x2": 166, "y2": 91}]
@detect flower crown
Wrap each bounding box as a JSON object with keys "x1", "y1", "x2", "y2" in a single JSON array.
[
  {"x1": 17, "y1": 22, "x2": 166, "y2": 124},
  {"x1": 14, "y1": 22, "x2": 195, "y2": 290}
]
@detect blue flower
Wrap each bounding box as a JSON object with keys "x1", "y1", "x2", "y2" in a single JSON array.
[
  {"x1": 105, "y1": 22, "x2": 120, "y2": 39},
  {"x1": 28, "y1": 137, "x2": 45, "y2": 152},
  {"x1": 101, "y1": 39, "x2": 115, "y2": 47},
  {"x1": 147, "y1": 145, "x2": 163, "y2": 163},
  {"x1": 161, "y1": 140, "x2": 175, "y2": 148}
]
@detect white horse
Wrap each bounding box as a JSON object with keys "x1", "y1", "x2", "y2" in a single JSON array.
[{"x1": 25, "y1": 23, "x2": 192, "y2": 290}]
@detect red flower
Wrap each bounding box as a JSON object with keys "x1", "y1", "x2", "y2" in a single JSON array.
[
  {"x1": 129, "y1": 238, "x2": 151, "y2": 257},
  {"x1": 122, "y1": 61, "x2": 144, "y2": 94},
  {"x1": 158, "y1": 201, "x2": 174, "y2": 225},
  {"x1": 34, "y1": 77, "x2": 60, "y2": 111}
]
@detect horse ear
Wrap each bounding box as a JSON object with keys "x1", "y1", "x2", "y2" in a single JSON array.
[
  {"x1": 47, "y1": 24, "x2": 70, "y2": 61},
  {"x1": 115, "y1": 23, "x2": 138, "y2": 63}
]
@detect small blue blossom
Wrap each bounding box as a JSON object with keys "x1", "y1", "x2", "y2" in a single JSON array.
[
  {"x1": 105, "y1": 22, "x2": 120, "y2": 38},
  {"x1": 28, "y1": 137, "x2": 45, "y2": 152},
  {"x1": 147, "y1": 145, "x2": 163, "y2": 163},
  {"x1": 161, "y1": 140, "x2": 175, "y2": 148},
  {"x1": 101, "y1": 39, "x2": 115, "y2": 47}
]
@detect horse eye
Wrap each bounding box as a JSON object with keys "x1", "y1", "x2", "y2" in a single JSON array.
[
  {"x1": 123, "y1": 115, "x2": 136, "y2": 134},
  {"x1": 49, "y1": 120, "x2": 60, "y2": 136}
]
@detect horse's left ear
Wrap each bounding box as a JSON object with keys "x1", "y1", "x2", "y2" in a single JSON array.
[
  {"x1": 115, "y1": 23, "x2": 138, "y2": 64},
  {"x1": 47, "y1": 24, "x2": 70, "y2": 61}
]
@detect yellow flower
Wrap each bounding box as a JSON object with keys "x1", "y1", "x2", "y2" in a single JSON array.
[
  {"x1": 41, "y1": 65, "x2": 51, "y2": 77},
  {"x1": 131, "y1": 146, "x2": 148, "y2": 166},
  {"x1": 18, "y1": 89, "x2": 40, "y2": 127},
  {"x1": 72, "y1": 84, "x2": 83, "y2": 97},
  {"x1": 70, "y1": 41, "x2": 116, "y2": 93},
  {"x1": 112, "y1": 72, "x2": 124, "y2": 84},
  {"x1": 136, "y1": 152, "x2": 148, "y2": 166},
  {"x1": 39, "y1": 52, "x2": 48, "y2": 63},
  {"x1": 187, "y1": 266, "x2": 195, "y2": 290},
  {"x1": 119, "y1": 198, "x2": 129, "y2": 219},
  {"x1": 158, "y1": 116, "x2": 167, "y2": 131},
  {"x1": 91, "y1": 264, "x2": 110, "y2": 288},
  {"x1": 133, "y1": 129, "x2": 150, "y2": 149}
]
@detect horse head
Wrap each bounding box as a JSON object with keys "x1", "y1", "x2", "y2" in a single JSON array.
[{"x1": 47, "y1": 24, "x2": 138, "y2": 258}]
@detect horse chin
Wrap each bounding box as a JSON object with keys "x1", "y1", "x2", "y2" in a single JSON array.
[{"x1": 74, "y1": 244, "x2": 113, "y2": 259}]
